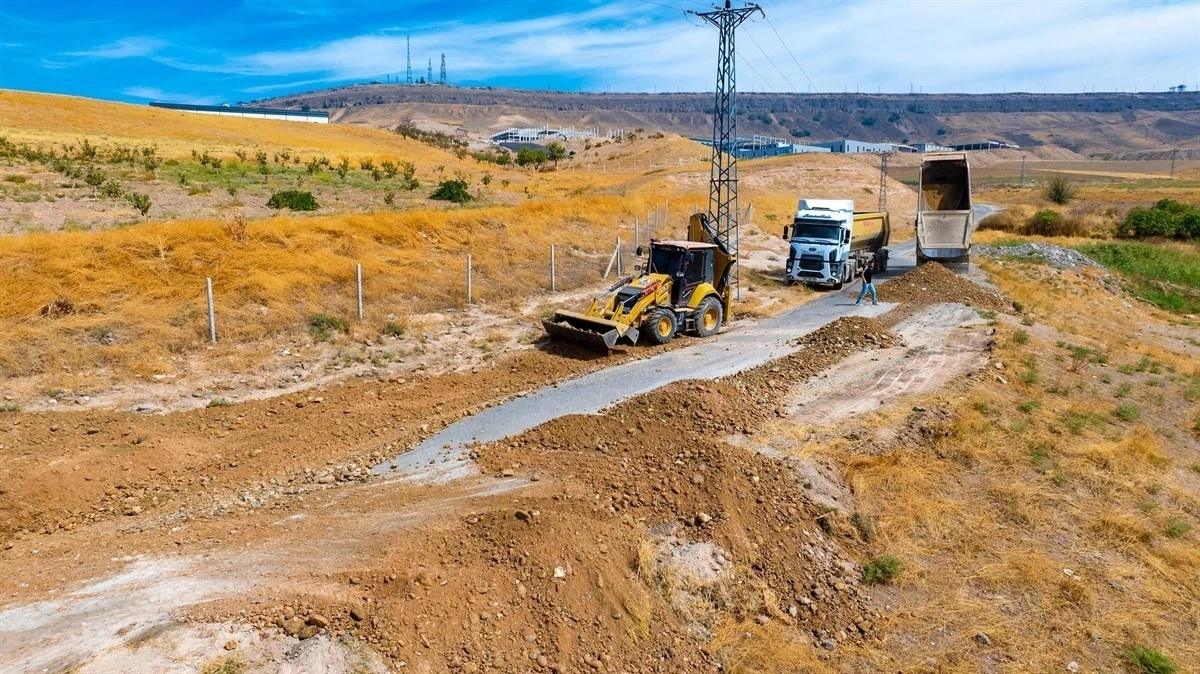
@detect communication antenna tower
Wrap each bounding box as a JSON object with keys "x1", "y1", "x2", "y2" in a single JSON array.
[
  {"x1": 406, "y1": 36, "x2": 412, "y2": 85},
  {"x1": 428, "y1": 59, "x2": 433, "y2": 83},
  {"x1": 688, "y1": 1, "x2": 763, "y2": 297},
  {"x1": 439, "y1": 54, "x2": 447, "y2": 85}
]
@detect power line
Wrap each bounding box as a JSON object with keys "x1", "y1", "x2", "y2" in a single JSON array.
[
  {"x1": 744, "y1": 28, "x2": 797, "y2": 91},
  {"x1": 764, "y1": 15, "x2": 815, "y2": 91},
  {"x1": 635, "y1": 0, "x2": 688, "y2": 12},
  {"x1": 737, "y1": 53, "x2": 774, "y2": 92}
]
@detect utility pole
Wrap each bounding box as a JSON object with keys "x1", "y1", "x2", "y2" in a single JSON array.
[
  {"x1": 439, "y1": 54, "x2": 447, "y2": 85},
  {"x1": 878, "y1": 152, "x2": 891, "y2": 211},
  {"x1": 1170, "y1": 148, "x2": 1178, "y2": 178},
  {"x1": 688, "y1": 0, "x2": 763, "y2": 299},
  {"x1": 428, "y1": 59, "x2": 433, "y2": 84},
  {"x1": 1019, "y1": 155, "x2": 1026, "y2": 187},
  {"x1": 406, "y1": 36, "x2": 412, "y2": 85}
]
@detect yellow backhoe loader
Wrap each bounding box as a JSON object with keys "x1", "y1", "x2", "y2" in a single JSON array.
[{"x1": 542, "y1": 213, "x2": 735, "y2": 352}]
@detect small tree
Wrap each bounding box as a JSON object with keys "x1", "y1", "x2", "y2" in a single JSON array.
[
  {"x1": 430, "y1": 179, "x2": 473, "y2": 204},
  {"x1": 127, "y1": 192, "x2": 151, "y2": 216},
  {"x1": 1043, "y1": 175, "x2": 1077, "y2": 205},
  {"x1": 516, "y1": 147, "x2": 547, "y2": 168},
  {"x1": 546, "y1": 142, "x2": 567, "y2": 168}
]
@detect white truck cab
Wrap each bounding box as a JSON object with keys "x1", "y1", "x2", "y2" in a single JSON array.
[{"x1": 783, "y1": 199, "x2": 889, "y2": 289}]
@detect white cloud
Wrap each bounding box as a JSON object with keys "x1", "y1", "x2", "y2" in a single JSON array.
[
  {"x1": 147, "y1": 0, "x2": 1200, "y2": 94},
  {"x1": 122, "y1": 86, "x2": 224, "y2": 105},
  {"x1": 68, "y1": 37, "x2": 165, "y2": 60}
]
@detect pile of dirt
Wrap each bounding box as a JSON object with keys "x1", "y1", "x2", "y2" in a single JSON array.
[
  {"x1": 882, "y1": 262, "x2": 1011, "y2": 312},
  {"x1": 791, "y1": 316, "x2": 904, "y2": 352}
]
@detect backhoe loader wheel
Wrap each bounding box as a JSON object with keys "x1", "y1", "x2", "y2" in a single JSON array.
[
  {"x1": 644, "y1": 308, "x2": 677, "y2": 345},
  {"x1": 694, "y1": 296, "x2": 723, "y2": 338}
]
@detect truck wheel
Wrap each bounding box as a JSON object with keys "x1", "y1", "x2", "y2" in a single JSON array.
[
  {"x1": 875, "y1": 250, "x2": 889, "y2": 273},
  {"x1": 643, "y1": 308, "x2": 677, "y2": 345},
  {"x1": 834, "y1": 264, "x2": 846, "y2": 290},
  {"x1": 694, "y1": 296, "x2": 723, "y2": 338}
]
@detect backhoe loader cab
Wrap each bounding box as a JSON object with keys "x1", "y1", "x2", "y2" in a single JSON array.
[{"x1": 645, "y1": 241, "x2": 715, "y2": 307}]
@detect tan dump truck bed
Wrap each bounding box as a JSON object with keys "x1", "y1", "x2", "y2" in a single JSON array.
[{"x1": 916, "y1": 152, "x2": 973, "y2": 263}]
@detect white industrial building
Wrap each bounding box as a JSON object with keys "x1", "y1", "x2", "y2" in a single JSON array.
[
  {"x1": 149, "y1": 102, "x2": 329, "y2": 123},
  {"x1": 811, "y1": 139, "x2": 903, "y2": 154},
  {"x1": 489, "y1": 125, "x2": 623, "y2": 142}
]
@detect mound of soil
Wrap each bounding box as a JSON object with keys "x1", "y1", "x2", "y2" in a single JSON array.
[
  {"x1": 185, "y1": 317, "x2": 902, "y2": 672},
  {"x1": 884, "y1": 262, "x2": 1010, "y2": 312}
]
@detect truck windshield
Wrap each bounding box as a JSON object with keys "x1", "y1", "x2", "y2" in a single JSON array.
[
  {"x1": 649, "y1": 247, "x2": 684, "y2": 276},
  {"x1": 791, "y1": 220, "x2": 841, "y2": 242}
]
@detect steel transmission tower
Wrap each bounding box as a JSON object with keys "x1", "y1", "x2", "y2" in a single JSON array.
[
  {"x1": 878, "y1": 152, "x2": 891, "y2": 211},
  {"x1": 406, "y1": 36, "x2": 412, "y2": 85},
  {"x1": 689, "y1": 1, "x2": 763, "y2": 296},
  {"x1": 428, "y1": 59, "x2": 433, "y2": 83},
  {"x1": 439, "y1": 54, "x2": 447, "y2": 85}
]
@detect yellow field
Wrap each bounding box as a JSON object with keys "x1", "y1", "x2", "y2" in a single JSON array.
[{"x1": 0, "y1": 89, "x2": 476, "y2": 165}]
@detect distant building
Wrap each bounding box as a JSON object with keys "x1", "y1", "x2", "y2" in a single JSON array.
[
  {"x1": 149, "y1": 102, "x2": 329, "y2": 124},
  {"x1": 694, "y1": 135, "x2": 829, "y2": 159},
  {"x1": 810, "y1": 139, "x2": 900, "y2": 154},
  {"x1": 489, "y1": 125, "x2": 617, "y2": 142},
  {"x1": 950, "y1": 140, "x2": 1020, "y2": 151},
  {"x1": 911, "y1": 142, "x2": 955, "y2": 153}
]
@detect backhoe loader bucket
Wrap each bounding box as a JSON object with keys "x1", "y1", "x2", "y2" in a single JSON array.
[{"x1": 542, "y1": 311, "x2": 639, "y2": 352}]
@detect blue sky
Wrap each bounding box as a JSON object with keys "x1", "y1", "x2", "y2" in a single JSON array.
[{"x1": 1, "y1": 0, "x2": 1198, "y2": 104}]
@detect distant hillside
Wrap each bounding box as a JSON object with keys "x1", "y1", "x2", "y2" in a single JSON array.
[{"x1": 252, "y1": 87, "x2": 1200, "y2": 156}]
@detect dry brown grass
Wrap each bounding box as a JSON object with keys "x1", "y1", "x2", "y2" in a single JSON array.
[
  {"x1": 0, "y1": 196, "x2": 669, "y2": 379},
  {"x1": 709, "y1": 620, "x2": 834, "y2": 674},
  {"x1": 822, "y1": 279, "x2": 1200, "y2": 671}
]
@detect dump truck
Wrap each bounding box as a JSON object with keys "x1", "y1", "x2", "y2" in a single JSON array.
[
  {"x1": 542, "y1": 213, "x2": 735, "y2": 352},
  {"x1": 783, "y1": 199, "x2": 890, "y2": 288},
  {"x1": 916, "y1": 152, "x2": 973, "y2": 265}
]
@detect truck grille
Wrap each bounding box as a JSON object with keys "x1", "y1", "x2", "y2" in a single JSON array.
[{"x1": 799, "y1": 256, "x2": 824, "y2": 271}]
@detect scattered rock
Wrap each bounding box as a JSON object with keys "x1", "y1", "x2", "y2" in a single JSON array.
[
  {"x1": 224, "y1": 640, "x2": 237, "y2": 651},
  {"x1": 307, "y1": 613, "x2": 329, "y2": 628},
  {"x1": 298, "y1": 625, "x2": 320, "y2": 640},
  {"x1": 821, "y1": 638, "x2": 837, "y2": 650},
  {"x1": 282, "y1": 617, "x2": 305, "y2": 636},
  {"x1": 975, "y1": 632, "x2": 992, "y2": 646}
]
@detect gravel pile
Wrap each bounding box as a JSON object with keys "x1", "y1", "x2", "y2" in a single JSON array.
[{"x1": 975, "y1": 242, "x2": 1099, "y2": 270}]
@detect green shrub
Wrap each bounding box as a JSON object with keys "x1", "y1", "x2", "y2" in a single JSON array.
[
  {"x1": 0, "y1": 403, "x2": 20, "y2": 412},
  {"x1": 308, "y1": 314, "x2": 349, "y2": 342},
  {"x1": 267, "y1": 190, "x2": 318, "y2": 211},
  {"x1": 430, "y1": 179, "x2": 473, "y2": 204},
  {"x1": 206, "y1": 397, "x2": 231, "y2": 408},
  {"x1": 127, "y1": 192, "x2": 151, "y2": 216},
  {"x1": 1119, "y1": 198, "x2": 1200, "y2": 241},
  {"x1": 1042, "y1": 175, "x2": 1077, "y2": 205},
  {"x1": 384, "y1": 321, "x2": 405, "y2": 337},
  {"x1": 1013, "y1": 329, "x2": 1030, "y2": 345},
  {"x1": 1113, "y1": 404, "x2": 1141, "y2": 422},
  {"x1": 99, "y1": 180, "x2": 123, "y2": 198},
  {"x1": 1164, "y1": 517, "x2": 1192, "y2": 539},
  {"x1": 1121, "y1": 645, "x2": 1177, "y2": 674},
  {"x1": 862, "y1": 555, "x2": 902, "y2": 584}
]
